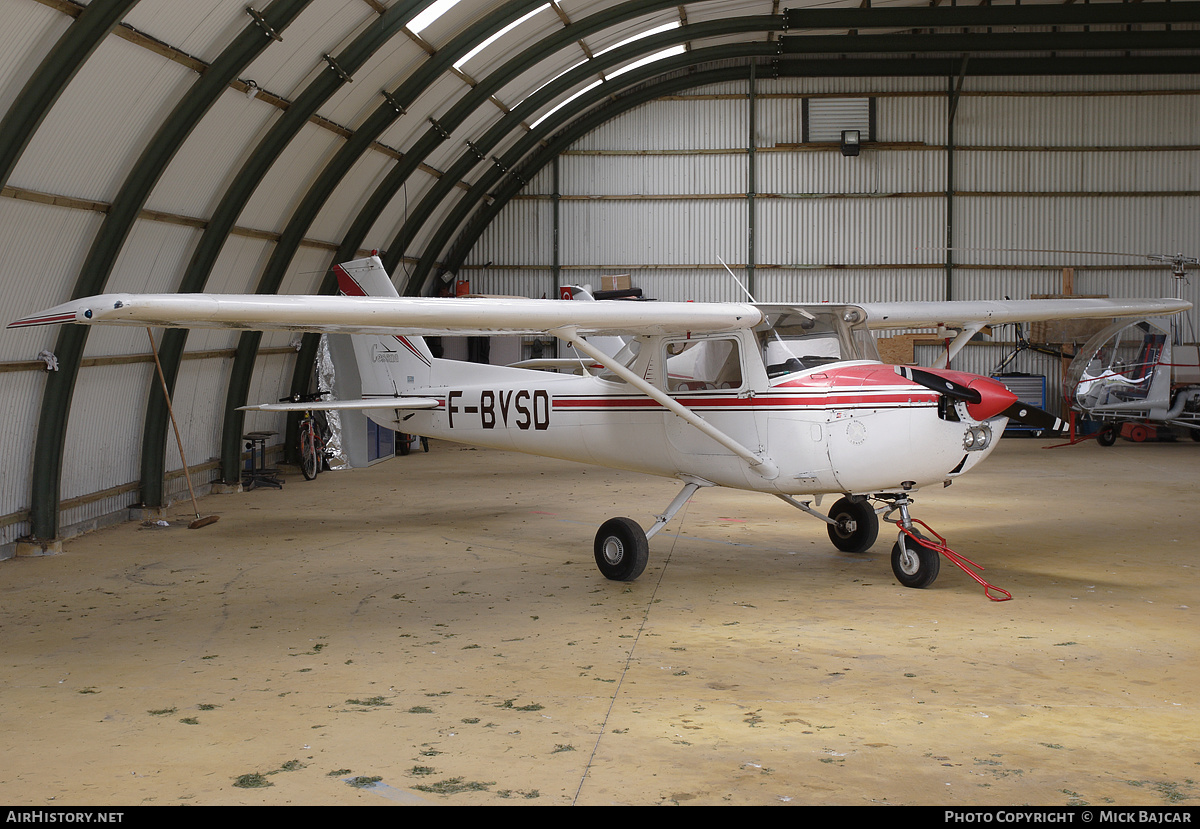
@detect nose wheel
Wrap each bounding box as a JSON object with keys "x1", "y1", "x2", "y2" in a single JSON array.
[
  {"x1": 881, "y1": 493, "x2": 944, "y2": 589},
  {"x1": 891, "y1": 531, "x2": 940, "y2": 589}
]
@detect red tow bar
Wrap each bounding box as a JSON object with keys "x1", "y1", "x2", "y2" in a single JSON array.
[{"x1": 899, "y1": 520, "x2": 1013, "y2": 602}]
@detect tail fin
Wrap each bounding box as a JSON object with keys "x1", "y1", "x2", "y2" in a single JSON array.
[
  {"x1": 323, "y1": 256, "x2": 435, "y2": 468},
  {"x1": 329, "y1": 256, "x2": 434, "y2": 396}
]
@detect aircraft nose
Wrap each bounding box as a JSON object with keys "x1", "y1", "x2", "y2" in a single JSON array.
[{"x1": 963, "y1": 376, "x2": 1019, "y2": 422}]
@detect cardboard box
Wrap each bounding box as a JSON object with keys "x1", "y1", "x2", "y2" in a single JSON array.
[{"x1": 601, "y1": 273, "x2": 632, "y2": 292}]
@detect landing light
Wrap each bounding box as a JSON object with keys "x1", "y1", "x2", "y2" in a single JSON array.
[{"x1": 963, "y1": 424, "x2": 992, "y2": 452}]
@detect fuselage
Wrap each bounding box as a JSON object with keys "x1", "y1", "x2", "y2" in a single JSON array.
[{"x1": 359, "y1": 324, "x2": 1005, "y2": 497}]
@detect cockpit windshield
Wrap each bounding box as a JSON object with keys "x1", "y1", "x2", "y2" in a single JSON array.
[{"x1": 755, "y1": 305, "x2": 879, "y2": 378}]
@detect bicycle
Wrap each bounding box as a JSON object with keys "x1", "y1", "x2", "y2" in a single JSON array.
[{"x1": 280, "y1": 391, "x2": 330, "y2": 480}]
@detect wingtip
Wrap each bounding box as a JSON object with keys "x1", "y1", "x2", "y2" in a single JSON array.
[{"x1": 7, "y1": 310, "x2": 79, "y2": 329}]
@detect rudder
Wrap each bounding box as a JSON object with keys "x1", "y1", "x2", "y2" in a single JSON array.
[{"x1": 331, "y1": 256, "x2": 433, "y2": 396}]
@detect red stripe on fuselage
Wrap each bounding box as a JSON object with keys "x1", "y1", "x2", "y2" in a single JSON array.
[{"x1": 552, "y1": 389, "x2": 938, "y2": 411}]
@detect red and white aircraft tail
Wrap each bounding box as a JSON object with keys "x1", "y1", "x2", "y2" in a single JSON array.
[{"x1": 330, "y1": 256, "x2": 434, "y2": 399}]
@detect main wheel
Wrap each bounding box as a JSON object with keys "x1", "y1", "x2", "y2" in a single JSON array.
[
  {"x1": 826, "y1": 496, "x2": 879, "y2": 553},
  {"x1": 299, "y1": 424, "x2": 320, "y2": 480},
  {"x1": 594, "y1": 517, "x2": 649, "y2": 582},
  {"x1": 891, "y1": 532, "x2": 941, "y2": 589},
  {"x1": 1097, "y1": 425, "x2": 1117, "y2": 447}
]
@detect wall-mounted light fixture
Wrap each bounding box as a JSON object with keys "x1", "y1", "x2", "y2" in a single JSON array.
[{"x1": 840, "y1": 129, "x2": 861, "y2": 157}]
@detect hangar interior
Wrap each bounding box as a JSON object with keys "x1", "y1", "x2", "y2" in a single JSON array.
[{"x1": 0, "y1": 0, "x2": 1198, "y2": 807}]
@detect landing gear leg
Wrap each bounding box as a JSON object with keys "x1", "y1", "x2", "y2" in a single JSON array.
[
  {"x1": 882, "y1": 495, "x2": 940, "y2": 589},
  {"x1": 879, "y1": 494, "x2": 1012, "y2": 600},
  {"x1": 593, "y1": 479, "x2": 711, "y2": 582}
]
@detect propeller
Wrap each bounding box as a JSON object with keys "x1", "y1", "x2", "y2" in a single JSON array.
[
  {"x1": 895, "y1": 366, "x2": 981, "y2": 405},
  {"x1": 895, "y1": 366, "x2": 1066, "y2": 433},
  {"x1": 998, "y1": 400, "x2": 1065, "y2": 433}
]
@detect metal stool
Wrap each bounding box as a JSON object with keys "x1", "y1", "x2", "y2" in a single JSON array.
[{"x1": 241, "y1": 431, "x2": 282, "y2": 490}]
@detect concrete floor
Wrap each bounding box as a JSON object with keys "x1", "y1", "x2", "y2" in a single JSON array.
[{"x1": 0, "y1": 436, "x2": 1197, "y2": 806}]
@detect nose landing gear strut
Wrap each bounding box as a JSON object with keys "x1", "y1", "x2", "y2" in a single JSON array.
[{"x1": 881, "y1": 493, "x2": 1012, "y2": 601}]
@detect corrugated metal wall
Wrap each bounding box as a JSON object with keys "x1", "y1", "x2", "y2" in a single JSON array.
[
  {"x1": 0, "y1": 0, "x2": 377, "y2": 553},
  {"x1": 466, "y1": 73, "x2": 1200, "y2": 416}
]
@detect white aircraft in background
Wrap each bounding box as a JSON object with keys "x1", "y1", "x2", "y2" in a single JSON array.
[
  {"x1": 11, "y1": 257, "x2": 1189, "y2": 598},
  {"x1": 1063, "y1": 253, "x2": 1200, "y2": 445}
]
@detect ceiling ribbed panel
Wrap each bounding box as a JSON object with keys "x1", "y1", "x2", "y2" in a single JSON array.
[
  {"x1": 143, "y1": 91, "x2": 281, "y2": 217},
  {"x1": 455, "y1": 4, "x2": 560, "y2": 81},
  {"x1": 8, "y1": 37, "x2": 196, "y2": 200},
  {"x1": 121, "y1": 0, "x2": 251, "y2": 61},
  {"x1": 245, "y1": 1, "x2": 376, "y2": 97},
  {"x1": 0, "y1": 4, "x2": 68, "y2": 115},
  {"x1": 308, "y1": 150, "x2": 395, "y2": 241},
  {"x1": 236, "y1": 122, "x2": 344, "y2": 233}
]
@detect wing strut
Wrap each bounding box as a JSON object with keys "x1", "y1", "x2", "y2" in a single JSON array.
[
  {"x1": 550, "y1": 326, "x2": 779, "y2": 481},
  {"x1": 935, "y1": 323, "x2": 985, "y2": 368}
]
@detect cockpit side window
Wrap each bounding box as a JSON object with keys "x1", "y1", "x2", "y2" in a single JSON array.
[
  {"x1": 663, "y1": 337, "x2": 743, "y2": 392},
  {"x1": 594, "y1": 338, "x2": 642, "y2": 384}
]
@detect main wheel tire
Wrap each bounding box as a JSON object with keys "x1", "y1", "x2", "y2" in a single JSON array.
[
  {"x1": 891, "y1": 532, "x2": 941, "y2": 589},
  {"x1": 594, "y1": 517, "x2": 649, "y2": 582},
  {"x1": 299, "y1": 426, "x2": 319, "y2": 480},
  {"x1": 826, "y1": 496, "x2": 879, "y2": 553},
  {"x1": 1097, "y1": 425, "x2": 1118, "y2": 447}
]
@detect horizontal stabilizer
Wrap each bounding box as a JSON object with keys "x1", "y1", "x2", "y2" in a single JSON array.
[
  {"x1": 508, "y1": 358, "x2": 601, "y2": 371},
  {"x1": 238, "y1": 397, "x2": 440, "y2": 412}
]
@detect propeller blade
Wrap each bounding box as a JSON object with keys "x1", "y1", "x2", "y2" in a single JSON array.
[
  {"x1": 1000, "y1": 401, "x2": 1066, "y2": 433},
  {"x1": 895, "y1": 366, "x2": 981, "y2": 404}
]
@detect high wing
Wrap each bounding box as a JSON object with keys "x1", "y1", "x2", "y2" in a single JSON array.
[
  {"x1": 857, "y1": 297, "x2": 1189, "y2": 330},
  {"x1": 855, "y1": 297, "x2": 1190, "y2": 366},
  {"x1": 7, "y1": 293, "x2": 762, "y2": 337},
  {"x1": 8, "y1": 292, "x2": 1188, "y2": 339}
]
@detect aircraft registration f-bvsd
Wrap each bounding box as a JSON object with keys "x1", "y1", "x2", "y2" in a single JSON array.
[{"x1": 11, "y1": 257, "x2": 1190, "y2": 597}]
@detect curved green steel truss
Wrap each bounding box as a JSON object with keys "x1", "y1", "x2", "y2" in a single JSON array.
[
  {"x1": 218, "y1": 0, "x2": 554, "y2": 482},
  {"x1": 0, "y1": 0, "x2": 141, "y2": 189},
  {"x1": 27, "y1": 0, "x2": 312, "y2": 539},
  {"x1": 143, "y1": 0, "x2": 435, "y2": 500}
]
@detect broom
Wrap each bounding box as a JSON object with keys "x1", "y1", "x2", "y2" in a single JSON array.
[{"x1": 146, "y1": 328, "x2": 219, "y2": 529}]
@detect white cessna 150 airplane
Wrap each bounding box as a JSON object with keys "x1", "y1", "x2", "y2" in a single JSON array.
[{"x1": 10, "y1": 257, "x2": 1190, "y2": 596}]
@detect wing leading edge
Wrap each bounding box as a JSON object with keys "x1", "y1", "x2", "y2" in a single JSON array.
[
  {"x1": 7, "y1": 293, "x2": 762, "y2": 337},
  {"x1": 857, "y1": 297, "x2": 1190, "y2": 330},
  {"x1": 8, "y1": 292, "x2": 1188, "y2": 339}
]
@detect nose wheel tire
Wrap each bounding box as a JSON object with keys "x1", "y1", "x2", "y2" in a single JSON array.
[
  {"x1": 594, "y1": 517, "x2": 649, "y2": 582},
  {"x1": 891, "y1": 532, "x2": 940, "y2": 589},
  {"x1": 826, "y1": 496, "x2": 879, "y2": 553}
]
